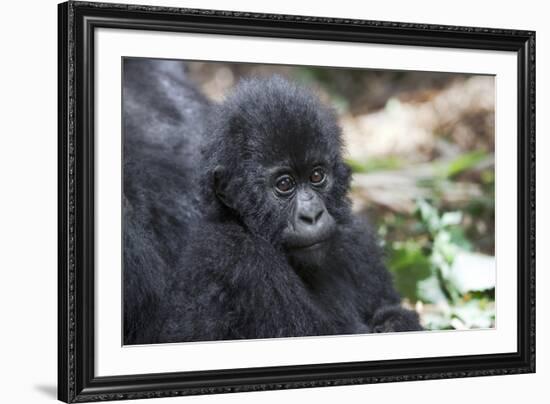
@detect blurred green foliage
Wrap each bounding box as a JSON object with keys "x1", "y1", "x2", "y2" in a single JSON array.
[
  {"x1": 442, "y1": 151, "x2": 487, "y2": 178},
  {"x1": 347, "y1": 150, "x2": 496, "y2": 330},
  {"x1": 345, "y1": 156, "x2": 403, "y2": 173},
  {"x1": 383, "y1": 200, "x2": 495, "y2": 330}
]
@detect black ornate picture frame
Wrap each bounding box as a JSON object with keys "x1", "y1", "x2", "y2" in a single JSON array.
[{"x1": 58, "y1": 1, "x2": 535, "y2": 402}]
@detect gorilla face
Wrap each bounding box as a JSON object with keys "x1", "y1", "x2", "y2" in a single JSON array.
[
  {"x1": 205, "y1": 76, "x2": 352, "y2": 267},
  {"x1": 214, "y1": 159, "x2": 339, "y2": 268},
  {"x1": 273, "y1": 165, "x2": 337, "y2": 264}
]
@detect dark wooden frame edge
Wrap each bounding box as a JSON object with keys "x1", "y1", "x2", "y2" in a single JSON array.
[{"x1": 58, "y1": 1, "x2": 536, "y2": 402}]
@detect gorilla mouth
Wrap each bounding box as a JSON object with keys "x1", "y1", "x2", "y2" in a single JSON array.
[
  {"x1": 283, "y1": 225, "x2": 336, "y2": 252},
  {"x1": 289, "y1": 238, "x2": 330, "y2": 251}
]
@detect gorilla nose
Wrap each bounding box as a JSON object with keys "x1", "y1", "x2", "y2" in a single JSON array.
[
  {"x1": 285, "y1": 192, "x2": 336, "y2": 249},
  {"x1": 298, "y1": 208, "x2": 324, "y2": 225}
]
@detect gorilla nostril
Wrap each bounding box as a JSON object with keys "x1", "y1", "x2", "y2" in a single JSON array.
[
  {"x1": 314, "y1": 210, "x2": 323, "y2": 223},
  {"x1": 299, "y1": 213, "x2": 314, "y2": 225}
]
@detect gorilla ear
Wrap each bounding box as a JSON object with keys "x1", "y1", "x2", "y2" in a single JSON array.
[{"x1": 213, "y1": 165, "x2": 234, "y2": 209}]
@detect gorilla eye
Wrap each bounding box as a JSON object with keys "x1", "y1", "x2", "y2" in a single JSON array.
[
  {"x1": 275, "y1": 175, "x2": 296, "y2": 195},
  {"x1": 310, "y1": 168, "x2": 326, "y2": 185}
]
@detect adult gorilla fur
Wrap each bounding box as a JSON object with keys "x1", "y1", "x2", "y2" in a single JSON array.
[{"x1": 123, "y1": 58, "x2": 422, "y2": 345}]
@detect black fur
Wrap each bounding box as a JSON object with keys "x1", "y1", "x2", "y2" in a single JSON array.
[
  {"x1": 123, "y1": 59, "x2": 422, "y2": 344},
  {"x1": 122, "y1": 58, "x2": 208, "y2": 343}
]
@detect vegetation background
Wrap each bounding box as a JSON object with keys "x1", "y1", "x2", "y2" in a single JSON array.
[{"x1": 188, "y1": 61, "x2": 496, "y2": 331}]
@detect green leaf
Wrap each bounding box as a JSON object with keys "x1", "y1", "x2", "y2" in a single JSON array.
[
  {"x1": 387, "y1": 241, "x2": 432, "y2": 302},
  {"x1": 345, "y1": 157, "x2": 403, "y2": 174},
  {"x1": 447, "y1": 226, "x2": 472, "y2": 251},
  {"x1": 449, "y1": 252, "x2": 496, "y2": 293},
  {"x1": 442, "y1": 151, "x2": 487, "y2": 178},
  {"x1": 421, "y1": 310, "x2": 453, "y2": 330},
  {"x1": 417, "y1": 276, "x2": 448, "y2": 304},
  {"x1": 451, "y1": 299, "x2": 495, "y2": 329},
  {"x1": 440, "y1": 211, "x2": 462, "y2": 227},
  {"x1": 416, "y1": 199, "x2": 440, "y2": 234}
]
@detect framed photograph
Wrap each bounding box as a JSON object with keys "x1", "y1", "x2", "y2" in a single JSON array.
[{"x1": 58, "y1": 1, "x2": 535, "y2": 402}]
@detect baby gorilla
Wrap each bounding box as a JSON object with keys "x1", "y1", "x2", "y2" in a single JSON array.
[{"x1": 154, "y1": 73, "x2": 422, "y2": 342}]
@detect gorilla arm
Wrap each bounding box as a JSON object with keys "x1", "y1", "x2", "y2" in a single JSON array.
[{"x1": 334, "y1": 220, "x2": 423, "y2": 333}]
